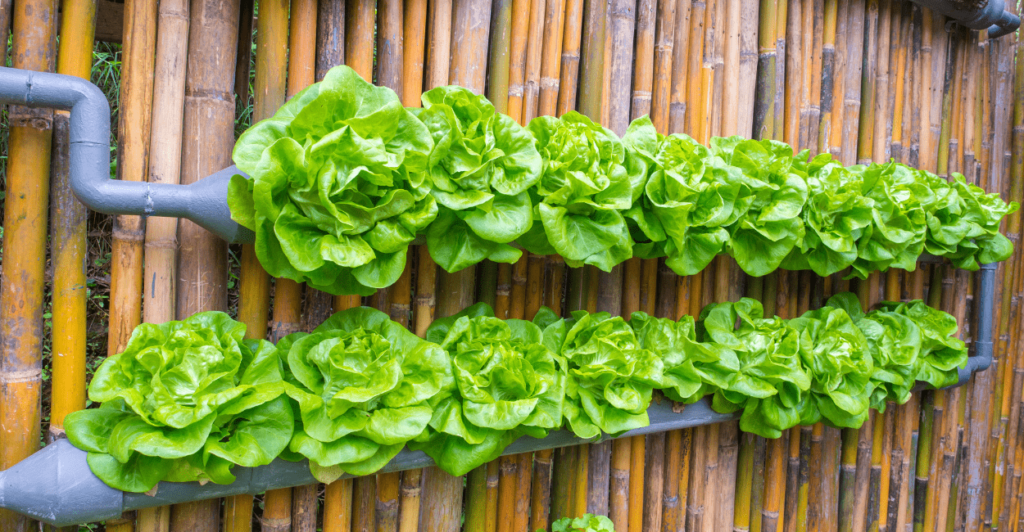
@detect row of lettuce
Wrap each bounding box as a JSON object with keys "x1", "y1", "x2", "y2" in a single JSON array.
[
  {"x1": 66, "y1": 294, "x2": 967, "y2": 493},
  {"x1": 226, "y1": 65, "x2": 1017, "y2": 297}
]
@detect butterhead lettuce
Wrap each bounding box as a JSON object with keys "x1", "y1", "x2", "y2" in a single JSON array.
[
  {"x1": 279, "y1": 307, "x2": 452, "y2": 483},
  {"x1": 65, "y1": 312, "x2": 291, "y2": 492},
  {"x1": 228, "y1": 65, "x2": 436, "y2": 296},
  {"x1": 411, "y1": 304, "x2": 565, "y2": 476},
  {"x1": 417, "y1": 86, "x2": 543, "y2": 273}
]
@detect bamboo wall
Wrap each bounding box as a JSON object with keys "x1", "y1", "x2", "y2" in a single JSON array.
[{"x1": 1, "y1": 0, "x2": 1023, "y2": 531}]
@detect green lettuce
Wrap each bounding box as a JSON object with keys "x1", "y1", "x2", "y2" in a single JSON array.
[
  {"x1": 228, "y1": 64, "x2": 436, "y2": 296},
  {"x1": 538, "y1": 309, "x2": 664, "y2": 439},
  {"x1": 519, "y1": 111, "x2": 644, "y2": 271},
  {"x1": 629, "y1": 312, "x2": 737, "y2": 404},
  {"x1": 782, "y1": 152, "x2": 874, "y2": 276},
  {"x1": 875, "y1": 299, "x2": 968, "y2": 390},
  {"x1": 417, "y1": 86, "x2": 543, "y2": 272},
  {"x1": 699, "y1": 299, "x2": 812, "y2": 439},
  {"x1": 710, "y1": 137, "x2": 809, "y2": 277},
  {"x1": 921, "y1": 172, "x2": 1017, "y2": 270},
  {"x1": 788, "y1": 303, "x2": 874, "y2": 428},
  {"x1": 624, "y1": 122, "x2": 744, "y2": 275},
  {"x1": 846, "y1": 162, "x2": 931, "y2": 278},
  {"x1": 279, "y1": 306, "x2": 452, "y2": 483},
  {"x1": 66, "y1": 312, "x2": 291, "y2": 492},
  {"x1": 411, "y1": 304, "x2": 565, "y2": 476}
]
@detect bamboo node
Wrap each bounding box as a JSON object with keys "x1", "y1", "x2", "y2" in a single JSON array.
[
  {"x1": 8, "y1": 106, "x2": 53, "y2": 129},
  {"x1": 540, "y1": 76, "x2": 560, "y2": 90},
  {"x1": 0, "y1": 368, "x2": 42, "y2": 384},
  {"x1": 509, "y1": 84, "x2": 525, "y2": 97},
  {"x1": 113, "y1": 225, "x2": 147, "y2": 242},
  {"x1": 416, "y1": 294, "x2": 436, "y2": 306}
]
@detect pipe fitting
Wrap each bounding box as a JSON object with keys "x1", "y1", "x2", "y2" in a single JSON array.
[
  {"x1": 908, "y1": 0, "x2": 1020, "y2": 38},
  {"x1": 0, "y1": 67, "x2": 254, "y2": 244}
]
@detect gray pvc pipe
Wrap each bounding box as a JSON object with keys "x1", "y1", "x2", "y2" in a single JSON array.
[
  {"x1": 0, "y1": 399, "x2": 736, "y2": 527},
  {"x1": 908, "y1": 0, "x2": 1020, "y2": 38},
  {"x1": 0, "y1": 67, "x2": 254, "y2": 244}
]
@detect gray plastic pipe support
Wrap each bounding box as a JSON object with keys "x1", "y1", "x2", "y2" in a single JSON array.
[
  {"x1": 0, "y1": 66, "x2": 254, "y2": 244},
  {"x1": 908, "y1": 0, "x2": 1020, "y2": 38}
]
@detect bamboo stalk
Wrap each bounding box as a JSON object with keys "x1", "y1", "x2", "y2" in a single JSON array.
[
  {"x1": 506, "y1": 0, "x2": 532, "y2": 123},
  {"x1": 46, "y1": 0, "x2": 96, "y2": 530},
  {"x1": 607, "y1": 0, "x2": 637, "y2": 136},
  {"x1": 251, "y1": 1, "x2": 298, "y2": 528},
  {"x1": 48, "y1": 0, "x2": 96, "y2": 447},
  {"x1": 311, "y1": 4, "x2": 351, "y2": 531},
  {"x1": 329, "y1": 0, "x2": 378, "y2": 522},
  {"x1": 856, "y1": 0, "x2": 878, "y2": 165},
  {"x1": 135, "y1": 0, "x2": 190, "y2": 529},
  {"x1": 170, "y1": 2, "x2": 241, "y2": 530},
  {"x1": 537, "y1": 0, "x2": 566, "y2": 117},
  {"x1": 418, "y1": 5, "x2": 491, "y2": 529},
  {"x1": 403, "y1": 0, "x2": 427, "y2": 104},
  {"x1": 285, "y1": 4, "x2": 322, "y2": 531},
  {"x1": 488, "y1": 0, "x2": 513, "y2": 114},
  {"x1": 577, "y1": 0, "x2": 607, "y2": 122},
  {"x1": 556, "y1": 0, "x2": 584, "y2": 115},
  {"x1": 838, "y1": 0, "x2": 865, "y2": 164},
  {"x1": 316, "y1": 0, "x2": 345, "y2": 79},
  {"x1": 816, "y1": 0, "x2": 838, "y2": 155},
  {"x1": 772, "y1": 0, "x2": 787, "y2": 142},
  {"x1": 109, "y1": 0, "x2": 158, "y2": 359},
  {"x1": 668, "y1": 0, "x2": 692, "y2": 134},
  {"x1": 520, "y1": 0, "x2": 546, "y2": 123},
  {"x1": 262, "y1": 489, "x2": 294, "y2": 532}
]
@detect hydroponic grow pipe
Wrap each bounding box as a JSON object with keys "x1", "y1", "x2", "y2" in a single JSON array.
[
  {"x1": 909, "y1": 0, "x2": 1021, "y2": 38},
  {"x1": 0, "y1": 262, "x2": 996, "y2": 527},
  {"x1": 0, "y1": 66, "x2": 255, "y2": 244}
]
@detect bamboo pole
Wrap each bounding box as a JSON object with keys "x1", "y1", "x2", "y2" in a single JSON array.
[
  {"x1": 558, "y1": 0, "x2": 608, "y2": 522},
  {"x1": 283, "y1": 3, "x2": 321, "y2": 532},
  {"x1": 536, "y1": 0, "x2": 565, "y2": 117},
  {"x1": 238, "y1": 1, "x2": 291, "y2": 529},
  {"x1": 132, "y1": 1, "x2": 191, "y2": 531},
  {"x1": 591, "y1": 0, "x2": 635, "y2": 526},
  {"x1": 464, "y1": 1, "x2": 513, "y2": 528},
  {"x1": 108, "y1": 0, "x2": 157, "y2": 358},
  {"x1": 546, "y1": 20, "x2": 590, "y2": 504},
  {"x1": 816, "y1": 0, "x2": 838, "y2": 155},
  {"x1": 323, "y1": 2, "x2": 378, "y2": 526},
  {"x1": 506, "y1": 0, "x2": 532, "y2": 123},
  {"x1": 668, "y1": 0, "x2": 692, "y2": 134},
  {"x1": 838, "y1": 0, "x2": 864, "y2": 163},
  {"x1": 45, "y1": 0, "x2": 95, "y2": 474},
  {"x1": 556, "y1": 0, "x2": 584, "y2": 115},
  {"x1": 418, "y1": 3, "x2": 492, "y2": 530},
  {"x1": 761, "y1": 268, "x2": 791, "y2": 532},
  {"x1": 520, "y1": 0, "x2": 546, "y2": 123},
  {"x1": 373, "y1": 4, "x2": 405, "y2": 531},
  {"x1": 316, "y1": 0, "x2": 345, "y2": 79},
  {"x1": 170, "y1": 1, "x2": 240, "y2": 530},
  {"x1": 488, "y1": 0, "x2": 512, "y2": 115}
]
